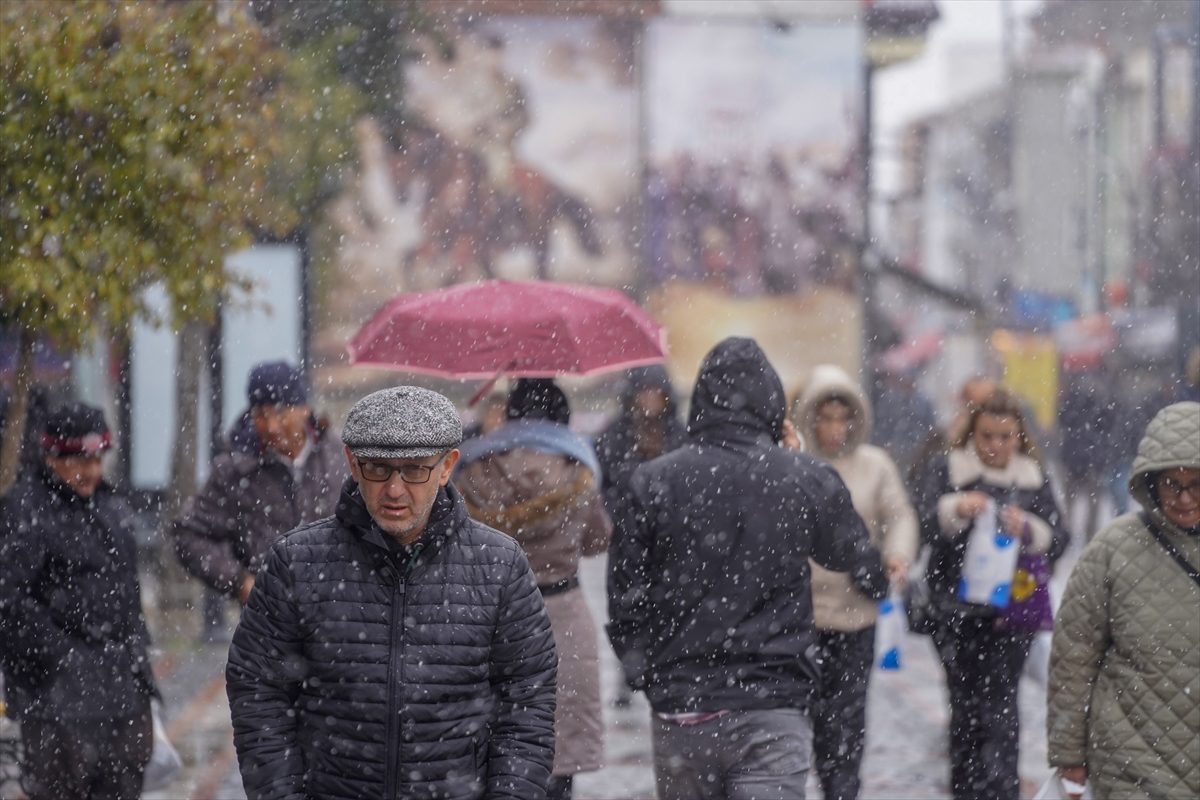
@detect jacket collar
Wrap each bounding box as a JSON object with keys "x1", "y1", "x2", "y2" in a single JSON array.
[
  {"x1": 336, "y1": 477, "x2": 465, "y2": 561},
  {"x1": 947, "y1": 445, "x2": 1044, "y2": 490}
]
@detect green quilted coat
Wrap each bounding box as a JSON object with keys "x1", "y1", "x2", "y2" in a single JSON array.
[{"x1": 1047, "y1": 401, "x2": 1200, "y2": 799}]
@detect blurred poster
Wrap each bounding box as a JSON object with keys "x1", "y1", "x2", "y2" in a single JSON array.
[
  {"x1": 644, "y1": 20, "x2": 862, "y2": 295},
  {"x1": 644, "y1": 20, "x2": 864, "y2": 385},
  {"x1": 315, "y1": 16, "x2": 638, "y2": 397}
]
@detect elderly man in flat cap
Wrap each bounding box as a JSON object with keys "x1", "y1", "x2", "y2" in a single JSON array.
[
  {"x1": 226, "y1": 386, "x2": 558, "y2": 800},
  {"x1": 0, "y1": 403, "x2": 159, "y2": 799}
]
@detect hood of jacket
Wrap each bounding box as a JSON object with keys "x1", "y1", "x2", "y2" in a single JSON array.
[
  {"x1": 795, "y1": 364, "x2": 871, "y2": 458},
  {"x1": 622, "y1": 364, "x2": 680, "y2": 419},
  {"x1": 686, "y1": 337, "x2": 786, "y2": 445},
  {"x1": 1129, "y1": 401, "x2": 1200, "y2": 533}
]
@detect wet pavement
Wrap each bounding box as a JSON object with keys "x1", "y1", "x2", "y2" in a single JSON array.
[{"x1": 132, "y1": 543, "x2": 1075, "y2": 800}]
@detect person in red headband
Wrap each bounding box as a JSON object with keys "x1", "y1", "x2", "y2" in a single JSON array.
[{"x1": 0, "y1": 402, "x2": 159, "y2": 799}]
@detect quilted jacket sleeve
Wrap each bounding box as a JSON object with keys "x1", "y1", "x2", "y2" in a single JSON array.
[
  {"x1": 226, "y1": 543, "x2": 307, "y2": 800},
  {"x1": 173, "y1": 456, "x2": 250, "y2": 596},
  {"x1": 487, "y1": 543, "x2": 558, "y2": 799},
  {"x1": 1046, "y1": 536, "x2": 1113, "y2": 767}
]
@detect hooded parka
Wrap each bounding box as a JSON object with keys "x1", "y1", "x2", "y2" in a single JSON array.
[
  {"x1": 595, "y1": 366, "x2": 687, "y2": 538},
  {"x1": 795, "y1": 365, "x2": 919, "y2": 631},
  {"x1": 455, "y1": 439, "x2": 612, "y2": 778},
  {"x1": 225, "y1": 480, "x2": 558, "y2": 800},
  {"x1": 1047, "y1": 401, "x2": 1200, "y2": 800},
  {"x1": 607, "y1": 338, "x2": 884, "y2": 714}
]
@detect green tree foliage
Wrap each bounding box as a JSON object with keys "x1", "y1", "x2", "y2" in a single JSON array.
[
  {"x1": 0, "y1": 0, "x2": 296, "y2": 489},
  {"x1": 1, "y1": 0, "x2": 296, "y2": 337}
]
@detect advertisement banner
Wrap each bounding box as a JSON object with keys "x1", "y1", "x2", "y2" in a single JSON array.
[
  {"x1": 644, "y1": 19, "x2": 864, "y2": 386},
  {"x1": 313, "y1": 16, "x2": 639, "y2": 395}
]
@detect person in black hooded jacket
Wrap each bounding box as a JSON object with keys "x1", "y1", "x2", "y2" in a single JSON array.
[
  {"x1": 226, "y1": 386, "x2": 557, "y2": 800},
  {"x1": 607, "y1": 338, "x2": 884, "y2": 800},
  {"x1": 0, "y1": 404, "x2": 158, "y2": 800}
]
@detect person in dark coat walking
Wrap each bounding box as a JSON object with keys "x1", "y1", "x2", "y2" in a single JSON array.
[
  {"x1": 172, "y1": 361, "x2": 348, "y2": 604},
  {"x1": 0, "y1": 404, "x2": 159, "y2": 800},
  {"x1": 911, "y1": 387, "x2": 1069, "y2": 800},
  {"x1": 226, "y1": 386, "x2": 558, "y2": 800},
  {"x1": 607, "y1": 338, "x2": 885, "y2": 800},
  {"x1": 595, "y1": 366, "x2": 687, "y2": 707},
  {"x1": 595, "y1": 365, "x2": 687, "y2": 535}
]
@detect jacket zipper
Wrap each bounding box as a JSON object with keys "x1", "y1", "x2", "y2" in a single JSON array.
[
  {"x1": 384, "y1": 565, "x2": 406, "y2": 799},
  {"x1": 384, "y1": 545, "x2": 422, "y2": 798}
]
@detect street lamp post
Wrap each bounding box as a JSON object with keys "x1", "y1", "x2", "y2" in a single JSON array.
[{"x1": 860, "y1": 0, "x2": 940, "y2": 367}]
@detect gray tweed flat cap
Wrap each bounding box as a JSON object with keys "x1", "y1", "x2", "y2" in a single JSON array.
[{"x1": 342, "y1": 386, "x2": 463, "y2": 460}]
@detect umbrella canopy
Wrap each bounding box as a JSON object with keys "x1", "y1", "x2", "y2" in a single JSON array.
[{"x1": 348, "y1": 280, "x2": 668, "y2": 379}]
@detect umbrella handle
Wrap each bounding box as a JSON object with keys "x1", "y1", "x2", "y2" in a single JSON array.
[{"x1": 467, "y1": 360, "x2": 517, "y2": 408}]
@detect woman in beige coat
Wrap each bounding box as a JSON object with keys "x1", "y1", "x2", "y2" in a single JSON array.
[
  {"x1": 1048, "y1": 401, "x2": 1200, "y2": 799},
  {"x1": 454, "y1": 379, "x2": 612, "y2": 800},
  {"x1": 789, "y1": 365, "x2": 919, "y2": 800}
]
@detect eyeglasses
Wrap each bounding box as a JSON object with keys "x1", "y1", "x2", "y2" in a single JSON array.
[
  {"x1": 356, "y1": 453, "x2": 447, "y2": 484},
  {"x1": 1159, "y1": 476, "x2": 1200, "y2": 500}
]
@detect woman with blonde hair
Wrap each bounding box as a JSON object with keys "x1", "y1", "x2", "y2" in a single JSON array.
[{"x1": 911, "y1": 387, "x2": 1069, "y2": 800}]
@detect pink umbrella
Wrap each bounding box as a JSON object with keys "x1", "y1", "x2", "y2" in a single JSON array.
[{"x1": 347, "y1": 280, "x2": 668, "y2": 379}]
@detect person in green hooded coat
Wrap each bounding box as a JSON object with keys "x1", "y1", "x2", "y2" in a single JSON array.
[{"x1": 1047, "y1": 401, "x2": 1200, "y2": 799}]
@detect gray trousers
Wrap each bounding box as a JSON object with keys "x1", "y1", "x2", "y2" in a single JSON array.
[{"x1": 652, "y1": 708, "x2": 813, "y2": 800}]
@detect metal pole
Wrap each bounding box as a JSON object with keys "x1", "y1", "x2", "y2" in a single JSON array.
[
  {"x1": 863, "y1": 60, "x2": 873, "y2": 249},
  {"x1": 209, "y1": 307, "x2": 223, "y2": 460}
]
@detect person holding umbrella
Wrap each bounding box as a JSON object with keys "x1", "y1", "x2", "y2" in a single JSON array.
[{"x1": 455, "y1": 379, "x2": 613, "y2": 800}]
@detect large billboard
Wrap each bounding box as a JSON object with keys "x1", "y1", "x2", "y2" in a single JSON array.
[
  {"x1": 643, "y1": 19, "x2": 863, "y2": 388},
  {"x1": 313, "y1": 13, "x2": 864, "y2": 400},
  {"x1": 312, "y1": 16, "x2": 639, "y2": 397}
]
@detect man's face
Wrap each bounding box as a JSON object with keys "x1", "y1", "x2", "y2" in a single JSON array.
[
  {"x1": 1158, "y1": 467, "x2": 1200, "y2": 529},
  {"x1": 44, "y1": 454, "x2": 104, "y2": 498},
  {"x1": 345, "y1": 446, "x2": 460, "y2": 544},
  {"x1": 252, "y1": 404, "x2": 311, "y2": 458},
  {"x1": 632, "y1": 388, "x2": 670, "y2": 422}
]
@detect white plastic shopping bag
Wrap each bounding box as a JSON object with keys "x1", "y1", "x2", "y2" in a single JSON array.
[
  {"x1": 875, "y1": 587, "x2": 906, "y2": 670},
  {"x1": 142, "y1": 700, "x2": 182, "y2": 792},
  {"x1": 1032, "y1": 774, "x2": 1094, "y2": 799},
  {"x1": 957, "y1": 500, "x2": 1019, "y2": 607}
]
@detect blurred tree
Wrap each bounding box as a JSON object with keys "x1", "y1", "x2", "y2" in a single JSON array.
[
  {"x1": 0, "y1": 1, "x2": 295, "y2": 493},
  {"x1": 251, "y1": 0, "x2": 428, "y2": 219}
]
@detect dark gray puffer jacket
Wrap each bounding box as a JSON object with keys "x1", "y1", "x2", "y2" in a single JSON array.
[{"x1": 226, "y1": 480, "x2": 557, "y2": 800}]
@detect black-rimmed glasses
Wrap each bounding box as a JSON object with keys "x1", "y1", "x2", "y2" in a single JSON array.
[{"x1": 356, "y1": 453, "x2": 447, "y2": 484}]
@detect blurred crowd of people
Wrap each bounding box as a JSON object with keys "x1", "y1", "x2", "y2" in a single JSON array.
[
  {"x1": 645, "y1": 153, "x2": 861, "y2": 295},
  {"x1": 2, "y1": 340, "x2": 1197, "y2": 800}
]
